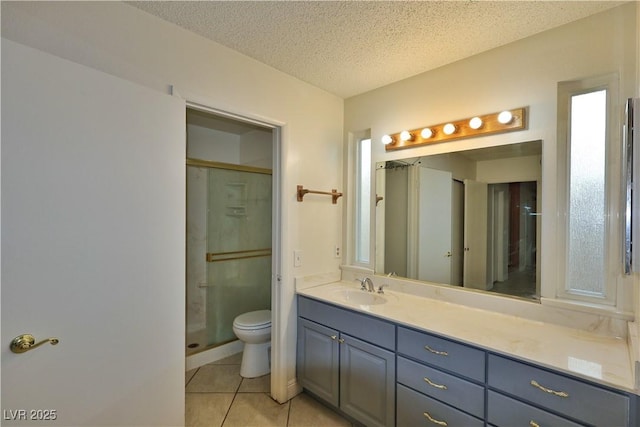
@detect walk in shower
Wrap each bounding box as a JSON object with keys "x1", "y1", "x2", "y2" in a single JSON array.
[
  {"x1": 184, "y1": 105, "x2": 274, "y2": 360},
  {"x1": 186, "y1": 163, "x2": 272, "y2": 355}
]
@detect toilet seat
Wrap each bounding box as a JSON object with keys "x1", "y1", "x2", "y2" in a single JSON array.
[{"x1": 233, "y1": 310, "x2": 271, "y2": 330}]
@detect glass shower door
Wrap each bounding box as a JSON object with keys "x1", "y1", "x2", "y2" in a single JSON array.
[{"x1": 205, "y1": 168, "x2": 272, "y2": 346}]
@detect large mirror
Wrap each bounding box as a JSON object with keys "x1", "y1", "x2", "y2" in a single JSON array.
[{"x1": 375, "y1": 141, "x2": 541, "y2": 301}]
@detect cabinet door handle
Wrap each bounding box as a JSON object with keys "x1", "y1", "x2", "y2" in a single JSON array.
[
  {"x1": 337, "y1": 338, "x2": 345, "y2": 344},
  {"x1": 529, "y1": 421, "x2": 541, "y2": 427},
  {"x1": 423, "y1": 411, "x2": 448, "y2": 426},
  {"x1": 423, "y1": 377, "x2": 448, "y2": 390},
  {"x1": 330, "y1": 335, "x2": 337, "y2": 340},
  {"x1": 424, "y1": 345, "x2": 448, "y2": 356},
  {"x1": 530, "y1": 380, "x2": 569, "y2": 398}
]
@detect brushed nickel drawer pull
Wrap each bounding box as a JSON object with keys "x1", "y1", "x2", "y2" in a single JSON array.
[
  {"x1": 424, "y1": 345, "x2": 448, "y2": 356},
  {"x1": 423, "y1": 377, "x2": 448, "y2": 390},
  {"x1": 530, "y1": 380, "x2": 569, "y2": 398},
  {"x1": 529, "y1": 421, "x2": 540, "y2": 427},
  {"x1": 423, "y1": 411, "x2": 448, "y2": 426}
]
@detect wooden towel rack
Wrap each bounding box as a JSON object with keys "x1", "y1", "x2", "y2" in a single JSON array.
[{"x1": 297, "y1": 185, "x2": 343, "y2": 204}]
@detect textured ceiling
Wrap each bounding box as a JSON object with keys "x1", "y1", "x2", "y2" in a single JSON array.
[{"x1": 129, "y1": 1, "x2": 625, "y2": 99}]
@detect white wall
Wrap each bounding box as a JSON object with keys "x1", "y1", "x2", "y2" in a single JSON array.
[
  {"x1": 476, "y1": 155, "x2": 542, "y2": 184},
  {"x1": 240, "y1": 130, "x2": 274, "y2": 169},
  {"x1": 1, "y1": 0, "x2": 344, "y2": 418},
  {"x1": 345, "y1": 3, "x2": 637, "y2": 315},
  {"x1": 420, "y1": 152, "x2": 476, "y2": 182},
  {"x1": 186, "y1": 125, "x2": 273, "y2": 169},
  {"x1": 187, "y1": 125, "x2": 242, "y2": 164}
]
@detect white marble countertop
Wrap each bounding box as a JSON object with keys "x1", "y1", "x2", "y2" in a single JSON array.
[{"x1": 297, "y1": 279, "x2": 636, "y2": 394}]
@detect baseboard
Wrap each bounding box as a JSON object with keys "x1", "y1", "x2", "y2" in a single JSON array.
[{"x1": 286, "y1": 378, "x2": 303, "y2": 401}]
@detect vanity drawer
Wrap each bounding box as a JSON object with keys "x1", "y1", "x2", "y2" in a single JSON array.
[
  {"x1": 298, "y1": 296, "x2": 395, "y2": 350},
  {"x1": 396, "y1": 384, "x2": 483, "y2": 427},
  {"x1": 397, "y1": 356, "x2": 484, "y2": 418},
  {"x1": 397, "y1": 326, "x2": 485, "y2": 382},
  {"x1": 488, "y1": 390, "x2": 583, "y2": 427},
  {"x1": 488, "y1": 354, "x2": 630, "y2": 427}
]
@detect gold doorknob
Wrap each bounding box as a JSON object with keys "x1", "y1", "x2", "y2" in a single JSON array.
[{"x1": 10, "y1": 334, "x2": 59, "y2": 354}]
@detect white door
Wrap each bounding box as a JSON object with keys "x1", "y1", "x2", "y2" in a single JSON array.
[
  {"x1": 2, "y1": 40, "x2": 185, "y2": 426},
  {"x1": 417, "y1": 167, "x2": 453, "y2": 284},
  {"x1": 463, "y1": 179, "x2": 489, "y2": 289}
]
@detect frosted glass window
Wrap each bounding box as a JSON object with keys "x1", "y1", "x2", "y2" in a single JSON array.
[
  {"x1": 356, "y1": 138, "x2": 372, "y2": 264},
  {"x1": 567, "y1": 89, "x2": 607, "y2": 296}
]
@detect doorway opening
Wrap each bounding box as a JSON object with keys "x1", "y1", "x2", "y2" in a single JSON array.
[
  {"x1": 185, "y1": 105, "x2": 280, "y2": 370},
  {"x1": 487, "y1": 181, "x2": 538, "y2": 299}
]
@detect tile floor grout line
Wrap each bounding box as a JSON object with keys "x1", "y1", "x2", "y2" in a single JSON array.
[
  {"x1": 187, "y1": 353, "x2": 353, "y2": 426},
  {"x1": 220, "y1": 389, "x2": 240, "y2": 427},
  {"x1": 285, "y1": 393, "x2": 293, "y2": 427},
  {"x1": 185, "y1": 367, "x2": 200, "y2": 388}
]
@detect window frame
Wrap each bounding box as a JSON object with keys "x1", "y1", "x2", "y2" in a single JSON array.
[
  {"x1": 556, "y1": 73, "x2": 620, "y2": 306},
  {"x1": 354, "y1": 137, "x2": 372, "y2": 265},
  {"x1": 346, "y1": 130, "x2": 374, "y2": 270}
]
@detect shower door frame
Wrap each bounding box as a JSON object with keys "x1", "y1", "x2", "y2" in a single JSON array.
[
  {"x1": 185, "y1": 101, "x2": 285, "y2": 403},
  {"x1": 186, "y1": 159, "x2": 273, "y2": 348}
]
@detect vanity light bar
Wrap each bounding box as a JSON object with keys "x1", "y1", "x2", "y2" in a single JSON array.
[{"x1": 383, "y1": 107, "x2": 527, "y2": 151}]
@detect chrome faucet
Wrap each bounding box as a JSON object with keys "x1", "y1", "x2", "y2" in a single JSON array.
[
  {"x1": 364, "y1": 277, "x2": 375, "y2": 292},
  {"x1": 355, "y1": 277, "x2": 375, "y2": 292}
]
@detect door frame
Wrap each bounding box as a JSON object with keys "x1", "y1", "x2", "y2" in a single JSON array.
[{"x1": 184, "y1": 101, "x2": 285, "y2": 402}]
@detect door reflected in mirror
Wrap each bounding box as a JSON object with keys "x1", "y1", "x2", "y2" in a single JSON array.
[{"x1": 375, "y1": 141, "x2": 541, "y2": 301}]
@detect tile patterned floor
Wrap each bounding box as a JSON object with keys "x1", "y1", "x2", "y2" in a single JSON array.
[{"x1": 185, "y1": 353, "x2": 353, "y2": 427}]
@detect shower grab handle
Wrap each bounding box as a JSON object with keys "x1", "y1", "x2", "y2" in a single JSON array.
[{"x1": 206, "y1": 248, "x2": 272, "y2": 263}]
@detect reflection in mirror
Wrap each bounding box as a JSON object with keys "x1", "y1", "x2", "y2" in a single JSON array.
[{"x1": 375, "y1": 141, "x2": 541, "y2": 301}]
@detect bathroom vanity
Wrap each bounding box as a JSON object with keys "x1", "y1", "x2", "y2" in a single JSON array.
[
  {"x1": 297, "y1": 296, "x2": 395, "y2": 427},
  {"x1": 296, "y1": 281, "x2": 638, "y2": 427}
]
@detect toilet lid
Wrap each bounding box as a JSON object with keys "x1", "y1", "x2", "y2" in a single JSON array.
[{"x1": 234, "y1": 310, "x2": 271, "y2": 328}]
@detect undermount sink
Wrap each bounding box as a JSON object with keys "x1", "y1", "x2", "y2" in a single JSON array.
[{"x1": 331, "y1": 289, "x2": 388, "y2": 306}]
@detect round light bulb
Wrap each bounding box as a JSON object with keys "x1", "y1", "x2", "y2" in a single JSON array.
[
  {"x1": 381, "y1": 134, "x2": 393, "y2": 145},
  {"x1": 469, "y1": 117, "x2": 483, "y2": 129},
  {"x1": 400, "y1": 130, "x2": 413, "y2": 141},
  {"x1": 443, "y1": 123, "x2": 456, "y2": 135},
  {"x1": 421, "y1": 128, "x2": 433, "y2": 139},
  {"x1": 498, "y1": 111, "x2": 513, "y2": 124}
]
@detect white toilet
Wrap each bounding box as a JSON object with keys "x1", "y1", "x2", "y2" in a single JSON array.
[{"x1": 232, "y1": 309, "x2": 271, "y2": 378}]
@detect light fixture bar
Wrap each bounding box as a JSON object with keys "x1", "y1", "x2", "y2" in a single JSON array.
[{"x1": 384, "y1": 107, "x2": 527, "y2": 151}]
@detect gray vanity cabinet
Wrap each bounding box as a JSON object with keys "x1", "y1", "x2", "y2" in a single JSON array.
[
  {"x1": 296, "y1": 318, "x2": 340, "y2": 406},
  {"x1": 396, "y1": 326, "x2": 486, "y2": 426},
  {"x1": 487, "y1": 354, "x2": 632, "y2": 427},
  {"x1": 297, "y1": 294, "x2": 638, "y2": 427},
  {"x1": 397, "y1": 384, "x2": 484, "y2": 427},
  {"x1": 339, "y1": 333, "x2": 395, "y2": 427},
  {"x1": 487, "y1": 390, "x2": 583, "y2": 427},
  {"x1": 297, "y1": 296, "x2": 396, "y2": 427}
]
